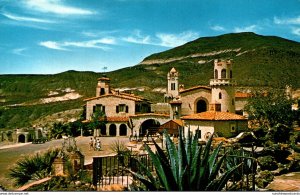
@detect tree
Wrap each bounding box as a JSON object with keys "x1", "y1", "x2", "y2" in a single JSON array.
[
  {"x1": 9, "y1": 149, "x2": 60, "y2": 186},
  {"x1": 244, "y1": 88, "x2": 296, "y2": 143},
  {"x1": 88, "y1": 108, "x2": 107, "y2": 136}
]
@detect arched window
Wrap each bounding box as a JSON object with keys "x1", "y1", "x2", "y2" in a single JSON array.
[
  {"x1": 214, "y1": 69, "x2": 218, "y2": 79},
  {"x1": 100, "y1": 124, "x2": 106, "y2": 136},
  {"x1": 221, "y1": 69, "x2": 226, "y2": 79},
  {"x1": 219, "y1": 92, "x2": 222, "y2": 99},
  {"x1": 196, "y1": 99, "x2": 207, "y2": 113},
  {"x1": 18, "y1": 134, "x2": 25, "y2": 143},
  {"x1": 109, "y1": 124, "x2": 117, "y2": 136},
  {"x1": 119, "y1": 124, "x2": 127, "y2": 136}
]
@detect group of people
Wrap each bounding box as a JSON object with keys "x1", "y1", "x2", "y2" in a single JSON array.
[{"x1": 89, "y1": 137, "x2": 101, "y2": 151}]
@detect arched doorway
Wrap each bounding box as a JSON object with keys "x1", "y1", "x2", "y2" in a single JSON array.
[
  {"x1": 139, "y1": 119, "x2": 160, "y2": 137},
  {"x1": 119, "y1": 124, "x2": 127, "y2": 136},
  {"x1": 109, "y1": 124, "x2": 117, "y2": 136},
  {"x1": 100, "y1": 124, "x2": 106, "y2": 136},
  {"x1": 18, "y1": 134, "x2": 25, "y2": 143},
  {"x1": 196, "y1": 99, "x2": 207, "y2": 113}
]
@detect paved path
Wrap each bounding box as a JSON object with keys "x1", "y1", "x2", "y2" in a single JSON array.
[
  {"x1": 267, "y1": 172, "x2": 300, "y2": 191},
  {"x1": 0, "y1": 136, "x2": 129, "y2": 190}
]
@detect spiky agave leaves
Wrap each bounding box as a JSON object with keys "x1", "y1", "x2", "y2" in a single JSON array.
[
  {"x1": 9, "y1": 148, "x2": 60, "y2": 186},
  {"x1": 130, "y1": 129, "x2": 242, "y2": 191}
]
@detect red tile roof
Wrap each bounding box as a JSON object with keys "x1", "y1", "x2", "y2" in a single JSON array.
[
  {"x1": 181, "y1": 111, "x2": 246, "y2": 121},
  {"x1": 173, "y1": 119, "x2": 184, "y2": 126},
  {"x1": 106, "y1": 116, "x2": 129, "y2": 122},
  {"x1": 84, "y1": 93, "x2": 146, "y2": 102},
  {"x1": 180, "y1": 85, "x2": 211, "y2": 94},
  {"x1": 130, "y1": 113, "x2": 170, "y2": 118}
]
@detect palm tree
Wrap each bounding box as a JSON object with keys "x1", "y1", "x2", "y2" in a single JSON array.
[{"x1": 9, "y1": 148, "x2": 60, "y2": 186}]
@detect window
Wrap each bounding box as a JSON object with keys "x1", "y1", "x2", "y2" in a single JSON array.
[
  {"x1": 93, "y1": 104, "x2": 105, "y2": 113},
  {"x1": 219, "y1": 92, "x2": 222, "y2": 99},
  {"x1": 215, "y1": 104, "x2": 221, "y2": 111},
  {"x1": 135, "y1": 104, "x2": 141, "y2": 112},
  {"x1": 221, "y1": 69, "x2": 226, "y2": 79},
  {"x1": 100, "y1": 88, "x2": 105, "y2": 95},
  {"x1": 116, "y1": 104, "x2": 129, "y2": 113},
  {"x1": 230, "y1": 124, "x2": 236, "y2": 132},
  {"x1": 171, "y1": 83, "x2": 176, "y2": 90},
  {"x1": 215, "y1": 69, "x2": 218, "y2": 79},
  {"x1": 195, "y1": 130, "x2": 201, "y2": 139},
  {"x1": 230, "y1": 70, "x2": 233, "y2": 78}
]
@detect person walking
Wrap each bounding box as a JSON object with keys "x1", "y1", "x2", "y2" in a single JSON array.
[
  {"x1": 95, "y1": 139, "x2": 101, "y2": 151},
  {"x1": 89, "y1": 137, "x2": 93, "y2": 151}
]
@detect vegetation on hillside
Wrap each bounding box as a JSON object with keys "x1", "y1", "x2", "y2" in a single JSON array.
[{"x1": 0, "y1": 32, "x2": 299, "y2": 130}]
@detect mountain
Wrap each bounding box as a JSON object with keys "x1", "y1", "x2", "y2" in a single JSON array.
[
  {"x1": 139, "y1": 32, "x2": 300, "y2": 88},
  {"x1": 0, "y1": 32, "x2": 299, "y2": 130}
]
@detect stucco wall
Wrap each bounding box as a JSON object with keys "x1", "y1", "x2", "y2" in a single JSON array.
[
  {"x1": 211, "y1": 85, "x2": 235, "y2": 113},
  {"x1": 183, "y1": 120, "x2": 214, "y2": 141},
  {"x1": 183, "y1": 120, "x2": 248, "y2": 140},
  {"x1": 86, "y1": 96, "x2": 136, "y2": 120},
  {"x1": 180, "y1": 88, "x2": 212, "y2": 116}
]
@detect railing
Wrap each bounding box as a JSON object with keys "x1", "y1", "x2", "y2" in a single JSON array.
[
  {"x1": 92, "y1": 143, "x2": 257, "y2": 191},
  {"x1": 93, "y1": 154, "x2": 154, "y2": 189},
  {"x1": 210, "y1": 79, "x2": 236, "y2": 86}
]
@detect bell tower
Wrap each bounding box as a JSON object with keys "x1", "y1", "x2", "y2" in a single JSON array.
[
  {"x1": 96, "y1": 76, "x2": 110, "y2": 97},
  {"x1": 210, "y1": 59, "x2": 236, "y2": 113},
  {"x1": 165, "y1": 67, "x2": 179, "y2": 102}
]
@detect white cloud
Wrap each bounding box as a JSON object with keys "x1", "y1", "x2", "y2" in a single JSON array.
[
  {"x1": 274, "y1": 16, "x2": 300, "y2": 25},
  {"x1": 122, "y1": 30, "x2": 151, "y2": 45},
  {"x1": 39, "y1": 41, "x2": 68, "y2": 50},
  {"x1": 234, "y1": 25, "x2": 258, "y2": 33},
  {"x1": 156, "y1": 31, "x2": 199, "y2": 47},
  {"x1": 2, "y1": 12, "x2": 54, "y2": 23},
  {"x1": 123, "y1": 30, "x2": 199, "y2": 48},
  {"x1": 39, "y1": 38, "x2": 116, "y2": 51},
  {"x1": 82, "y1": 30, "x2": 119, "y2": 38},
  {"x1": 292, "y1": 28, "x2": 300, "y2": 36},
  {"x1": 12, "y1": 48, "x2": 28, "y2": 56},
  {"x1": 23, "y1": 0, "x2": 95, "y2": 15},
  {"x1": 211, "y1": 25, "x2": 226, "y2": 32}
]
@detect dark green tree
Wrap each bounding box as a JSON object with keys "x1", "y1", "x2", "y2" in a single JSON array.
[
  {"x1": 244, "y1": 88, "x2": 296, "y2": 143},
  {"x1": 88, "y1": 108, "x2": 107, "y2": 135}
]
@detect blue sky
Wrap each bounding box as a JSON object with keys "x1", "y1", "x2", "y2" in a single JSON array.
[{"x1": 0, "y1": 0, "x2": 300, "y2": 74}]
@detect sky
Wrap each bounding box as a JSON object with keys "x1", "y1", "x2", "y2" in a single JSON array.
[{"x1": 0, "y1": 0, "x2": 300, "y2": 74}]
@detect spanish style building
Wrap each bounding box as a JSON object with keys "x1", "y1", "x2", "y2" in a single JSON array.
[{"x1": 84, "y1": 59, "x2": 249, "y2": 140}]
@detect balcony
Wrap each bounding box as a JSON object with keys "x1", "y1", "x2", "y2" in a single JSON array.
[{"x1": 210, "y1": 79, "x2": 236, "y2": 86}]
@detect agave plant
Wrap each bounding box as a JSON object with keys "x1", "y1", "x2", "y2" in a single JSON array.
[
  {"x1": 9, "y1": 148, "x2": 60, "y2": 186},
  {"x1": 130, "y1": 129, "x2": 242, "y2": 191}
]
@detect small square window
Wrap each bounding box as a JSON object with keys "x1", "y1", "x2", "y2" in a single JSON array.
[{"x1": 230, "y1": 124, "x2": 236, "y2": 132}]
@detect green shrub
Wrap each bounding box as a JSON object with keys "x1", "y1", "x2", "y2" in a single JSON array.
[{"x1": 9, "y1": 148, "x2": 60, "y2": 186}]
